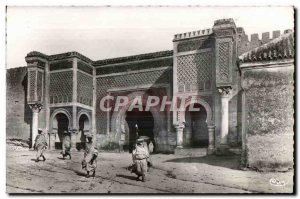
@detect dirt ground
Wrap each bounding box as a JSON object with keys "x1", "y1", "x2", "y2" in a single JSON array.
[{"x1": 6, "y1": 150, "x2": 294, "y2": 194}]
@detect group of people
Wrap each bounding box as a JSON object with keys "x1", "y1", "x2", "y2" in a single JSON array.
[
  {"x1": 34, "y1": 128, "x2": 154, "y2": 181},
  {"x1": 34, "y1": 128, "x2": 98, "y2": 178}
]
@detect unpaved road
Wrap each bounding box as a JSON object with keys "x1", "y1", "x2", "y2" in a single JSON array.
[{"x1": 6, "y1": 150, "x2": 293, "y2": 194}]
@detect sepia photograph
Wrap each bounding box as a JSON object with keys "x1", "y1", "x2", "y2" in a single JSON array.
[{"x1": 5, "y1": 5, "x2": 294, "y2": 194}]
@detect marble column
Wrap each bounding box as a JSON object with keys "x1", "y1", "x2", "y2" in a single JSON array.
[
  {"x1": 29, "y1": 103, "x2": 43, "y2": 149},
  {"x1": 218, "y1": 87, "x2": 232, "y2": 147},
  {"x1": 175, "y1": 124, "x2": 185, "y2": 149},
  {"x1": 70, "y1": 129, "x2": 78, "y2": 151},
  {"x1": 71, "y1": 57, "x2": 78, "y2": 151},
  {"x1": 207, "y1": 125, "x2": 215, "y2": 154},
  {"x1": 184, "y1": 126, "x2": 192, "y2": 147},
  {"x1": 49, "y1": 129, "x2": 57, "y2": 150}
]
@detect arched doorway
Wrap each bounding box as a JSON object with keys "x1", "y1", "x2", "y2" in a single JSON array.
[
  {"x1": 125, "y1": 107, "x2": 154, "y2": 152},
  {"x1": 78, "y1": 114, "x2": 90, "y2": 150},
  {"x1": 184, "y1": 103, "x2": 209, "y2": 148},
  {"x1": 53, "y1": 113, "x2": 69, "y2": 149},
  {"x1": 110, "y1": 91, "x2": 166, "y2": 152}
]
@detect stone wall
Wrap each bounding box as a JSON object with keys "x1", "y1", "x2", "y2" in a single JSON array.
[
  {"x1": 6, "y1": 67, "x2": 32, "y2": 140},
  {"x1": 242, "y1": 62, "x2": 294, "y2": 171}
]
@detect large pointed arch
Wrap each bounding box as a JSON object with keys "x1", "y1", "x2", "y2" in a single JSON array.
[{"x1": 110, "y1": 91, "x2": 167, "y2": 147}]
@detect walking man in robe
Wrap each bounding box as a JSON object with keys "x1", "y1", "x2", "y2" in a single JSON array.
[
  {"x1": 131, "y1": 138, "x2": 149, "y2": 182},
  {"x1": 61, "y1": 130, "x2": 71, "y2": 159},
  {"x1": 34, "y1": 128, "x2": 47, "y2": 162},
  {"x1": 82, "y1": 134, "x2": 98, "y2": 178}
]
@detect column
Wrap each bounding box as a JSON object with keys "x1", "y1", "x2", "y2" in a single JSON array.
[
  {"x1": 166, "y1": 87, "x2": 171, "y2": 132},
  {"x1": 29, "y1": 103, "x2": 43, "y2": 149},
  {"x1": 49, "y1": 129, "x2": 56, "y2": 150},
  {"x1": 106, "y1": 92, "x2": 110, "y2": 134},
  {"x1": 72, "y1": 57, "x2": 78, "y2": 151},
  {"x1": 184, "y1": 126, "x2": 192, "y2": 147},
  {"x1": 92, "y1": 71, "x2": 96, "y2": 134},
  {"x1": 218, "y1": 87, "x2": 232, "y2": 147},
  {"x1": 44, "y1": 62, "x2": 50, "y2": 135},
  {"x1": 207, "y1": 125, "x2": 215, "y2": 154},
  {"x1": 70, "y1": 129, "x2": 78, "y2": 151},
  {"x1": 183, "y1": 110, "x2": 191, "y2": 147},
  {"x1": 175, "y1": 124, "x2": 184, "y2": 149}
]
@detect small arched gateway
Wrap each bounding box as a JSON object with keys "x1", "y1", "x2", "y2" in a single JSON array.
[
  {"x1": 110, "y1": 91, "x2": 168, "y2": 152},
  {"x1": 77, "y1": 111, "x2": 91, "y2": 150},
  {"x1": 50, "y1": 108, "x2": 72, "y2": 150},
  {"x1": 177, "y1": 97, "x2": 215, "y2": 153},
  {"x1": 184, "y1": 103, "x2": 209, "y2": 147}
]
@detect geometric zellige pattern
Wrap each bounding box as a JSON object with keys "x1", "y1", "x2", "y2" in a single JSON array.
[
  {"x1": 77, "y1": 71, "x2": 93, "y2": 106},
  {"x1": 78, "y1": 61, "x2": 93, "y2": 75},
  {"x1": 37, "y1": 71, "x2": 43, "y2": 102},
  {"x1": 49, "y1": 71, "x2": 73, "y2": 104},
  {"x1": 28, "y1": 70, "x2": 36, "y2": 102},
  {"x1": 218, "y1": 42, "x2": 230, "y2": 82},
  {"x1": 96, "y1": 68, "x2": 172, "y2": 134},
  {"x1": 177, "y1": 52, "x2": 212, "y2": 91}
]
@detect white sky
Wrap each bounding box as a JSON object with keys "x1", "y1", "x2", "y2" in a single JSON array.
[{"x1": 6, "y1": 6, "x2": 294, "y2": 68}]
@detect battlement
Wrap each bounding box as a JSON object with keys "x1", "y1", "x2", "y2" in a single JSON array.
[
  {"x1": 174, "y1": 18, "x2": 238, "y2": 41},
  {"x1": 238, "y1": 29, "x2": 293, "y2": 55},
  {"x1": 173, "y1": 29, "x2": 213, "y2": 41},
  {"x1": 239, "y1": 31, "x2": 294, "y2": 63},
  {"x1": 251, "y1": 31, "x2": 280, "y2": 43}
]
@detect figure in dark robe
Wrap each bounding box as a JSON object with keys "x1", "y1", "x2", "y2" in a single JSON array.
[
  {"x1": 61, "y1": 131, "x2": 71, "y2": 159},
  {"x1": 34, "y1": 128, "x2": 47, "y2": 162},
  {"x1": 81, "y1": 135, "x2": 98, "y2": 178}
]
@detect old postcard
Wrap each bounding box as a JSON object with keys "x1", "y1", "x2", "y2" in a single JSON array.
[{"x1": 6, "y1": 6, "x2": 294, "y2": 194}]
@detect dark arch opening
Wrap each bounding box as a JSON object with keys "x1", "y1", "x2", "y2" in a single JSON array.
[
  {"x1": 184, "y1": 103, "x2": 208, "y2": 148},
  {"x1": 55, "y1": 113, "x2": 69, "y2": 149},
  {"x1": 78, "y1": 114, "x2": 90, "y2": 150},
  {"x1": 125, "y1": 108, "x2": 154, "y2": 153}
]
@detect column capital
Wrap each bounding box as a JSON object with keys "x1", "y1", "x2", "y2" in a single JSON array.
[
  {"x1": 174, "y1": 123, "x2": 185, "y2": 130},
  {"x1": 218, "y1": 86, "x2": 232, "y2": 97},
  {"x1": 207, "y1": 125, "x2": 215, "y2": 130},
  {"x1": 29, "y1": 103, "x2": 43, "y2": 113},
  {"x1": 175, "y1": 123, "x2": 184, "y2": 149},
  {"x1": 69, "y1": 128, "x2": 78, "y2": 134},
  {"x1": 70, "y1": 128, "x2": 78, "y2": 151}
]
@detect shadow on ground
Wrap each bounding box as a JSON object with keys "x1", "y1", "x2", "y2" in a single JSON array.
[
  {"x1": 164, "y1": 155, "x2": 240, "y2": 170},
  {"x1": 116, "y1": 174, "x2": 137, "y2": 181},
  {"x1": 74, "y1": 170, "x2": 87, "y2": 177}
]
